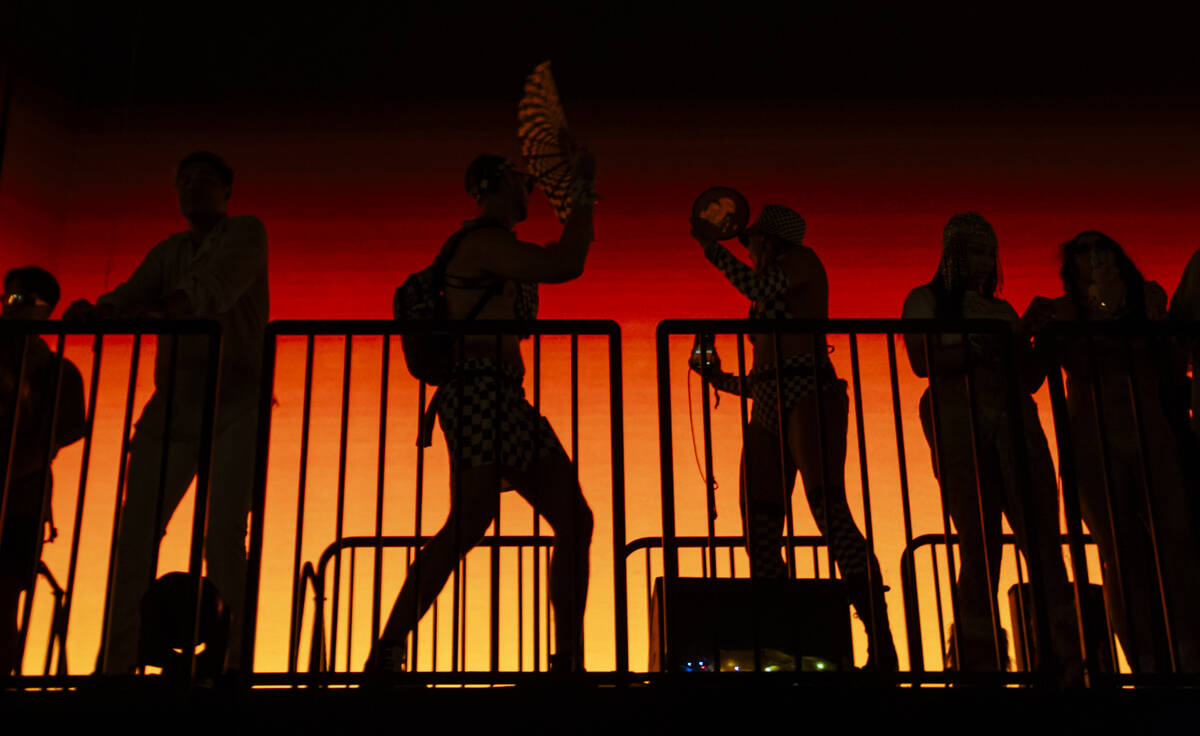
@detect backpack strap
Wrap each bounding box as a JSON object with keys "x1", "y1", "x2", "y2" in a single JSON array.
[{"x1": 436, "y1": 219, "x2": 509, "y2": 322}]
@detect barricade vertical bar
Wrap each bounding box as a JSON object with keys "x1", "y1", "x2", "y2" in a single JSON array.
[
  {"x1": 147, "y1": 334, "x2": 180, "y2": 582},
  {"x1": 999, "y1": 328, "x2": 1054, "y2": 683},
  {"x1": 699, "y1": 336, "x2": 717, "y2": 577},
  {"x1": 98, "y1": 333, "x2": 142, "y2": 673},
  {"x1": 346, "y1": 547, "x2": 356, "y2": 672},
  {"x1": 609, "y1": 327, "x2": 629, "y2": 675},
  {"x1": 329, "y1": 336, "x2": 353, "y2": 669},
  {"x1": 287, "y1": 334, "x2": 315, "y2": 673},
  {"x1": 243, "y1": 326, "x2": 279, "y2": 677},
  {"x1": 1043, "y1": 340, "x2": 1107, "y2": 678},
  {"x1": 371, "y1": 336, "x2": 390, "y2": 649},
  {"x1": 771, "y1": 332, "x2": 796, "y2": 579},
  {"x1": 887, "y1": 333, "x2": 922, "y2": 674},
  {"x1": 812, "y1": 331, "x2": 836, "y2": 582},
  {"x1": 1013, "y1": 550, "x2": 1033, "y2": 670},
  {"x1": 929, "y1": 543, "x2": 949, "y2": 667},
  {"x1": 60, "y1": 334, "x2": 105, "y2": 674},
  {"x1": 922, "y1": 332, "x2": 963, "y2": 669},
  {"x1": 655, "y1": 324, "x2": 679, "y2": 671},
  {"x1": 490, "y1": 332, "x2": 502, "y2": 673},
  {"x1": 532, "y1": 333, "x2": 541, "y2": 670},
  {"x1": 183, "y1": 328, "x2": 221, "y2": 685},
  {"x1": 960, "y1": 332, "x2": 1005, "y2": 672},
  {"x1": 450, "y1": 332, "x2": 465, "y2": 674},
  {"x1": 736, "y1": 333, "x2": 762, "y2": 673},
  {"x1": 1121, "y1": 337, "x2": 1177, "y2": 672},
  {"x1": 412, "y1": 378, "x2": 428, "y2": 670},
  {"x1": 1084, "y1": 335, "x2": 1138, "y2": 671},
  {"x1": 569, "y1": 332, "x2": 580, "y2": 669},
  {"x1": 848, "y1": 333, "x2": 881, "y2": 669},
  {"x1": 0, "y1": 333, "x2": 29, "y2": 563}
]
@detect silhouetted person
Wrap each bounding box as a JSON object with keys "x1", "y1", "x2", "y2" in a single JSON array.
[
  {"x1": 64, "y1": 152, "x2": 269, "y2": 675},
  {"x1": 902, "y1": 213, "x2": 1078, "y2": 674},
  {"x1": 1167, "y1": 250, "x2": 1200, "y2": 532},
  {"x1": 688, "y1": 205, "x2": 898, "y2": 671},
  {"x1": 0, "y1": 267, "x2": 85, "y2": 674},
  {"x1": 368, "y1": 152, "x2": 596, "y2": 673},
  {"x1": 1024, "y1": 230, "x2": 1200, "y2": 672}
]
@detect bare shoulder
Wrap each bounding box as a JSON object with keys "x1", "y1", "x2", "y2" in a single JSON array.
[
  {"x1": 452, "y1": 224, "x2": 517, "y2": 275},
  {"x1": 224, "y1": 214, "x2": 267, "y2": 238}
]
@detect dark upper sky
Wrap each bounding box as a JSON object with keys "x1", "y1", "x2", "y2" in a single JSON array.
[{"x1": 5, "y1": 2, "x2": 1199, "y2": 104}]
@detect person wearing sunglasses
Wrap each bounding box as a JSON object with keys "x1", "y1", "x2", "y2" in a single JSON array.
[
  {"x1": 1, "y1": 266, "x2": 86, "y2": 674},
  {"x1": 369, "y1": 151, "x2": 597, "y2": 675}
]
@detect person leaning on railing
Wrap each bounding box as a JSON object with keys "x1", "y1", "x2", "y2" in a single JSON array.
[
  {"x1": 0, "y1": 267, "x2": 86, "y2": 675},
  {"x1": 1023, "y1": 230, "x2": 1200, "y2": 673},
  {"x1": 687, "y1": 205, "x2": 899, "y2": 671},
  {"x1": 63, "y1": 151, "x2": 269, "y2": 677},
  {"x1": 901, "y1": 213, "x2": 1079, "y2": 677}
]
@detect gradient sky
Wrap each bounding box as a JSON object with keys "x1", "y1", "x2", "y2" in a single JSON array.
[{"x1": 2, "y1": 4, "x2": 1198, "y2": 675}]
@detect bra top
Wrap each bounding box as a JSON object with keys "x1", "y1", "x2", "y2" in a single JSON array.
[
  {"x1": 444, "y1": 273, "x2": 539, "y2": 322},
  {"x1": 751, "y1": 296, "x2": 792, "y2": 320}
]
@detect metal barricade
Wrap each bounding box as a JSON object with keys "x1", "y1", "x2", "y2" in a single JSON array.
[
  {"x1": 642, "y1": 318, "x2": 1067, "y2": 686},
  {"x1": 1037, "y1": 320, "x2": 1200, "y2": 684},
  {"x1": 1, "y1": 319, "x2": 221, "y2": 687},
  {"x1": 240, "y1": 319, "x2": 627, "y2": 686}
]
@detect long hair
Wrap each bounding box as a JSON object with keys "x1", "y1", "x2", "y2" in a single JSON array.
[
  {"x1": 1059, "y1": 230, "x2": 1146, "y2": 320},
  {"x1": 926, "y1": 212, "x2": 1002, "y2": 319}
]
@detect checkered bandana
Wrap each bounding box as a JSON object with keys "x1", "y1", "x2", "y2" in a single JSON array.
[{"x1": 739, "y1": 204, "x2": 806, "y2": 248}]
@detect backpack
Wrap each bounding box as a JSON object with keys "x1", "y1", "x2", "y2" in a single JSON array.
[{"x1": 394, "y1": 220, "x2": 505, "y2": 385}]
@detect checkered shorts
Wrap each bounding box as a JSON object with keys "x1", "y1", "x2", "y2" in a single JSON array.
[
  {"x1": 748, "y1": 353, "x2": 844, "y2": 434},
  {"x1": 436, "y1": 359, "x2": 565, "y2": 471}
]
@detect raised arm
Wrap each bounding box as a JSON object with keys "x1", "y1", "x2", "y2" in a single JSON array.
[{"x1": 465, "y1": 159, "x2": 595, "y2": 284}]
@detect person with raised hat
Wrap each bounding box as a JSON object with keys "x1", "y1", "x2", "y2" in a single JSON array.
[{"x1": 690, "y1": 204, "x2": 899, "y2": 671}]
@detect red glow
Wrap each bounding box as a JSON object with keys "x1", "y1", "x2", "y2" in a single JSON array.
[{"x1": 3, "y1": 97, "x2": 1198, "y2": 674}]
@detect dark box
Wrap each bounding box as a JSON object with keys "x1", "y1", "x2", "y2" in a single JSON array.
[{"x1": 649, "y1": 576, "x2": 852, "y2": 672}]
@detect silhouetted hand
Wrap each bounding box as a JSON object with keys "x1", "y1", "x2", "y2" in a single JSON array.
[
  {"x1": 571, "y1": 149, "x2": 595, "y2": 182},
  {"x1": 689, "y1": 216, "x2": 721, "y2": 250},
  {"x1": 1020, "y1": 296, "x2": 1057, "y2": 336},
  {"x1": 62, "y1": 299, "x2": 97, "y2": 322}
]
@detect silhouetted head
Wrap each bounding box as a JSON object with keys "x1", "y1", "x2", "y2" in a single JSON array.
[
  {"x1": 3, "y1": 266, "x2": 59, "y2": 320},
  {"x1": 465, "y1": 154, "x2": 533, "y2": 226},
  {"x1": 938, "y1": 212, "x2": 1000, "y2": 297},
  {"x1": 175, "y1": 151, "x2": 232, "y2": 225},
  {"x1": 1060, "y1": 230, "x2": 1146, "y2": 318},
  {"x1": 738, "y1": 204, "x2": 806, "y2": 268}
]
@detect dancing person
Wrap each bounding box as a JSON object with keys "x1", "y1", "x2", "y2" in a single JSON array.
[
  {"x1": 368, "y1": 152, "x2": 597, "y2": 674},
  {"x1": 902, "y1": 213, "x2": 1079, "y2": 674},
  {"x1": 0, "y1": 267, "x2": 86, "y2": 674},
  {"x1": 1023, "y1": 230, "x2": 1200, "y2": 673},
  {"x1": 64, "y1": 152, "x2": 269, "y2": 675},
  {"x1": 688, "y1": 205, "x2": 899, "y2": 671}
]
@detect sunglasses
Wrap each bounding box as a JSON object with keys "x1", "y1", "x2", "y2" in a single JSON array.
[{"x1": 3, "y1": 292, "x2": 49, "y2": 308}]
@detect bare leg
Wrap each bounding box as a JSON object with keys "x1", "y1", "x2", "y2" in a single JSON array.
[
  {"x1": 792, "y1": 383, "x2": 898, "y2": 669},
  {"x1": 506, "y1": 449, "x2": 594, "y2": 670},
  {"x1": 374, "y1": 466, "x2": 500, "y2": 661},
  {"x1": 740, "y1": 422, "x2": 795, "y2": 581}
]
